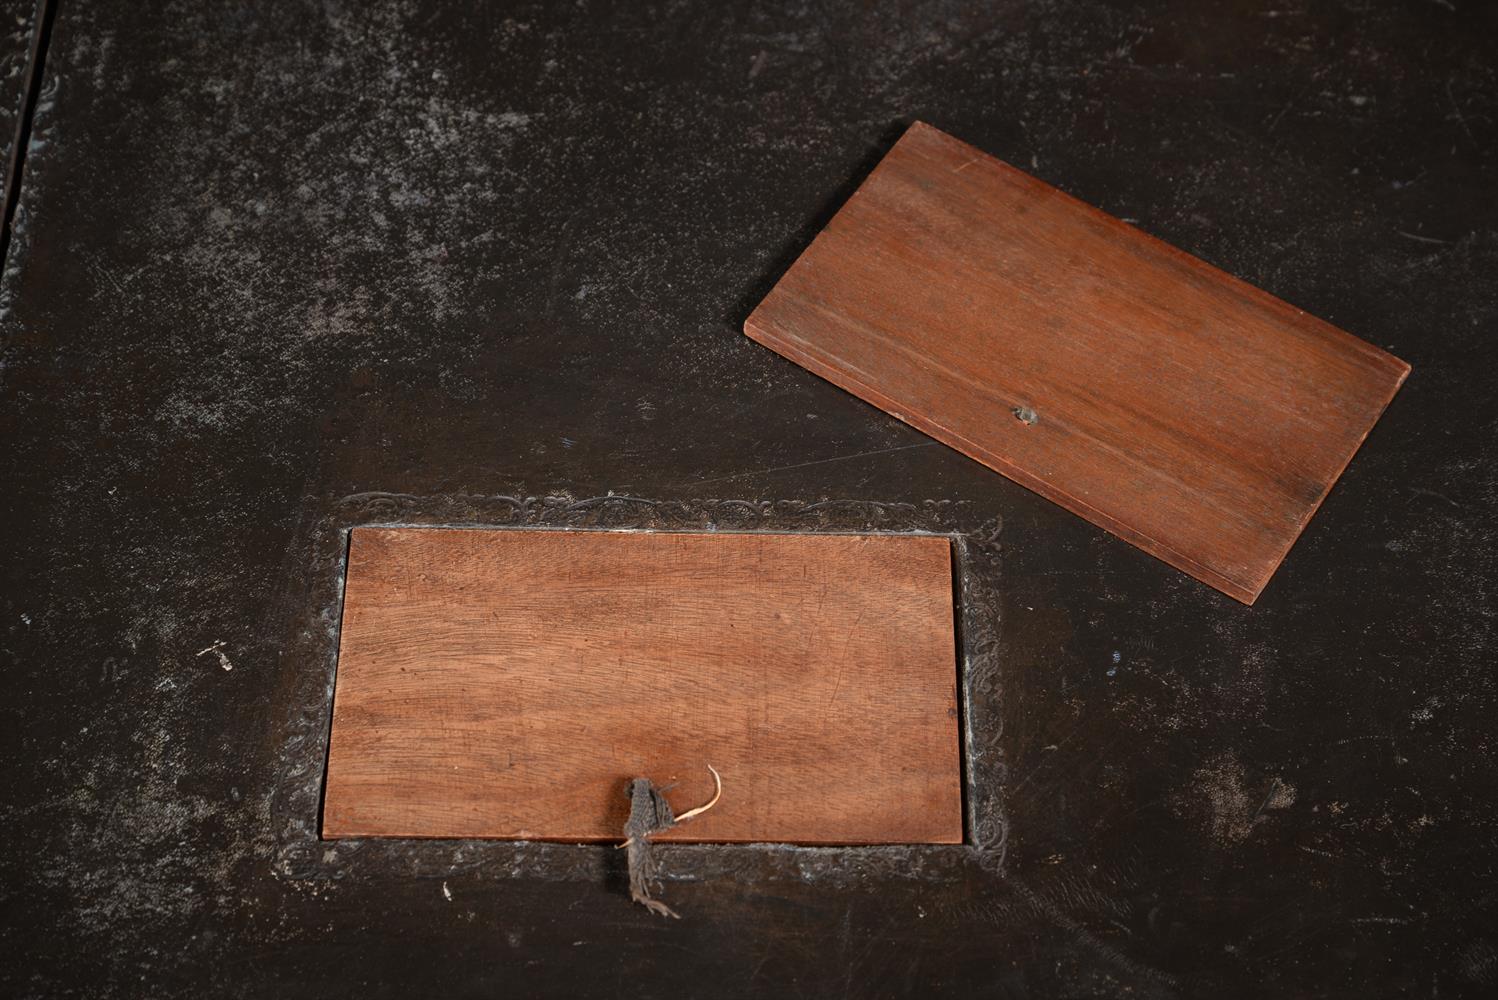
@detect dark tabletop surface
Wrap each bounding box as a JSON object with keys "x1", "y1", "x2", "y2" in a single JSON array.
[{"x1": 1, "y1": 1, "x2": 1495, "y2": 997}]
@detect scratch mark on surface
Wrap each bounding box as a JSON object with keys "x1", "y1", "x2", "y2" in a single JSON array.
[
  {"x1": 1408, "y1": 486, "x2": 1462, "y2": 508},
  {"x1": 1447, "y1": 78, "x2": 1476, "y2": 145},
  {"x1": 1267, "y1": 99, "x2": 1295, "y2": 133},
  {"x1": 1397, "y1": 230, "x2": 1451, "y2": 246},
  {"x1": 1298, "y1": 844, "x2": 1341, "y2": 860},
  {"x1": 1014, "y1": 882, "x2": 1178, "y2": 987},
  {"x1": 673, "y1": 442, "x2": 939, "y2": 488},
  {"x1": 746, "y1": 947, "x2": 774, "y2": 988},
  {"x1": 1331, "y1": 733, "x2": 1396, "y2": 746},
  {"x1": 825, "y1": 611, "x2": 863, "y2": 715},
  {"x1": 1250, "y1": 777, "x2": 1281, "y2": 825},
  {"x1": 196, "y1": 640, "x2": 233, "y2": 671}
]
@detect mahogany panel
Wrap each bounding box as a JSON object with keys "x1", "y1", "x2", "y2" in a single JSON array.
[
  {"x1": 322, "y1": 527, "x2": 962, "y2": 843},
  {"x1": 745, "y1": 121, "x2": 1410, "y2": 603}
]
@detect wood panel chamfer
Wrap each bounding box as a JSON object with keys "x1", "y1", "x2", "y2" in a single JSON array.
[
  {"x1": 322, "y1": 526, "x2": 964, "y2": 845},
  {"x1": 745, "y1": 121, "x2": 1410, "y2": 604}
]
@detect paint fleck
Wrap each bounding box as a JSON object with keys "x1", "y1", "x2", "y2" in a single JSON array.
[{"x1": 196, "y1": 640, "x2": 233, "y2": 671}]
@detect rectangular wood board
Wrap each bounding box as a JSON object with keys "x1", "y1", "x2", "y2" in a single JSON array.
[
  {"x1": 322, "y1": 527, "x2": 963, "y2": 844},
  {"x1": 744, "y1": 121, "x2": 1410, "y2": 604}
]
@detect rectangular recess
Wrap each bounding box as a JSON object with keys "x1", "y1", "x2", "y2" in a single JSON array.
[
  {"x1": 745, "y1": 121, "x2": 1410, "y2": 604},
  {"x1": 322, "y1": 527, "x2": 963, "y2": 844}
]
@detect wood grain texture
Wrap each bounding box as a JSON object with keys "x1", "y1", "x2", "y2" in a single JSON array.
[
  {"x1": 322, "y1": 527, "x2": 962, "y2": 844},
  {"x1": 745, "y1": 122, "x2": 1410, "y2": 604}
]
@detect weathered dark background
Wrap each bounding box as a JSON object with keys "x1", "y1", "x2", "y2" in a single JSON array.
[{"x1": 2, "y1": 1, "x2": 1495, "y2": 997}]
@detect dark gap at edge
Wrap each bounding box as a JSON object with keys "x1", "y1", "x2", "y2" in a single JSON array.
[
  {"x1": 314, "y1": 527, "x2": 357, "y2": 840},
  {"x1": 0, "y1": 0, "x2": 58, "y2": 271},
  {"x1": 950, "y1": 535, "x2": 975, "y2": 847}
]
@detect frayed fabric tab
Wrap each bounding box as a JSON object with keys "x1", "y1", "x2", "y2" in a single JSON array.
[{"x1": 622, "y1": 765, "x2": 722, "y2": 918}]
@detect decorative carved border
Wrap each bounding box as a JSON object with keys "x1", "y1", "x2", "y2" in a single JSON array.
[{"x1": 269, "y1": 493, "x2": 1006, "y2": 887}]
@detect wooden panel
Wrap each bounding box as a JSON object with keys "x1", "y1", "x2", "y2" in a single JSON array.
[
  {"x1": 745, "y1": 122, "x2": 1409, "y2": 604},
  {"x1": 322, "y1": 527, "x2": 962, "y2": 844}
]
